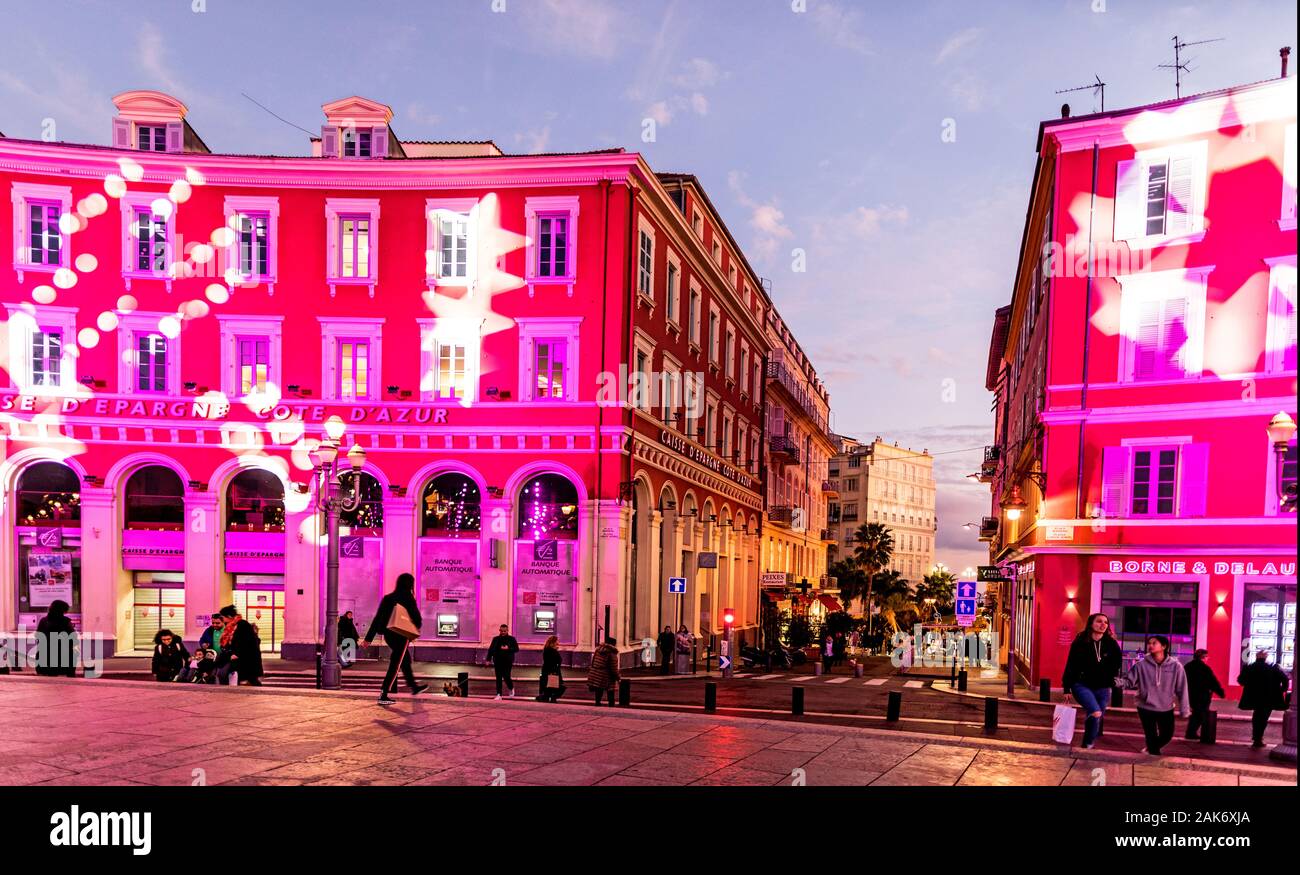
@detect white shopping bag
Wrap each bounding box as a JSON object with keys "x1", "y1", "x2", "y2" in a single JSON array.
[
  {"x1": 228, "y1": 670, "x2": 238, "y2": 686},
  {"x1": 1052, "y1": 704, "x2": 1078, "y2": 744}
]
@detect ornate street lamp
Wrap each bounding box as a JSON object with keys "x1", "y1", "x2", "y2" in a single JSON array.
[
  {"x1": 1266, "y1": 411, "x2": 1297, "y2": 763},
  {"x1": 1000, "y1": 486, "x2": 1028, "y2": 521},
  {"x1": 311, "y1": 425, "x2": 367, "y2": 691}
]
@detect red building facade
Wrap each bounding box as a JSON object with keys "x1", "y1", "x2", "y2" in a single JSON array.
[
  {"x1": 0, "y1": 91, "x2": 782, "y2": 663},
  {"x1": 983, "y1": 74, "x2": 1297, "y2": 694}
]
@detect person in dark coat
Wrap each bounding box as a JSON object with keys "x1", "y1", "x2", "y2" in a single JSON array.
[
  {"x1": 212, "y1": 606, "x2": 264, "y2": 686},
  {"x1": 537, "y1": 635, "x2": 565, "y2": 702},
  {"x1": 1061, "y1": 612, "x2": 1123, "y2": 748},
  {"x1": 151, "y1": 629, "x2": 188, "y2": 682},
  {"x1": 587, "y1": 637, "x2": 621, "y2": 706},
  {"x1": 34, "y1": 600, "x2": 77, "y2": 677},
  {"x1": 485, "y1": 623, "x2": 520, "y2": 699},
  {"x1": 833, "y1": 631, "x2": 847, "y2": 667},
  {"x1": 1238, "y1": 649, "x2": 1290, "y2": 748},
  {"x1": 338, "y1": 611, "x2": 360, "y2": 667},
  {"x1": 198, "y1": 613, "x2": 224, "y2": 657},
  {"x1": 362, "y1": 573, "x2": 428, "y2": 705},
  {"x1": 1182, "y1": 648, "x2": 1225, "y2": 740},
  {"x1": 657, "y1": 626, "x2": 675, "y2": 675},
  {"x1": 821, "y1": 634, "x2": 835, "y2": 674}
]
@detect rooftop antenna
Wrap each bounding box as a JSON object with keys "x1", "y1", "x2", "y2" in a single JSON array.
[
  {"x1": 1158, "y1": 35, "x2": 1225, "y2": 98},
  {"x1": 1055, "y1": 74, "x2": 1107, "y2": 112}
]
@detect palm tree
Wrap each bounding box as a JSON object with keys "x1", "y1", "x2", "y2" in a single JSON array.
[
  {"x1": 916, "y1": 569, "x2": 957, "y2": 617},
  {"x1": 851, "y1": 522, "x2": 894, "y2": 633}
]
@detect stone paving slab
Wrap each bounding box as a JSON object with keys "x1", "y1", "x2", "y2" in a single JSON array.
[{"x1": 1, "y1": 676, "x2": 1293, "y2": 788}]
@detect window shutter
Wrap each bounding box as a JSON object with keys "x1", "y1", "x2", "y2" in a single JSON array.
[
  {"x1": 1100, "y1": 445, "x2": 1133, "y2": 518},
  {"x1": 112, "y1": 117, "x2": 132, "y2": 150},
  {"x1": 1282, "y1": 280, "x2": 1298, "y2": 371},
  {"x1": 1132, "y1": 297, "x2": 1161, "y2": 380},
  {"x1": 1177, "y1": 443, "x2": 1209, "y2": 517},
  {"x1": 1162, "y1": 294, "x2": 1190, "y2": 377},
  {"x1": 165, "y1": 122, "x2": 184, "y2": 154},
  {"x1": 1283, "y1": 124, "x2": 1297, "y2": 222},
  {"x1": 1113, "y1": 158, "x2": 1145, "y2": 241},
  {"x1": 13, "y1": 199, "x2": 28, "y2": 267},
  {"x1": 1164, "y1": 155, "x2": 1196, "y2": 235},
  {"x1": 321, "y1": 125, "x2": 339, "y2": 158},
  {"x1": 371, "y1": 126, "x2": 388, "y2": 158}
]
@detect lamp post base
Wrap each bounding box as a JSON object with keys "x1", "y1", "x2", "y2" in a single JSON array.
[
  {"x1": 1270, "y1": 710, "x2": 1298, "y2": 764},
  {"x1": 321, "y1": 662, "x2": 341, "y2": 690}
]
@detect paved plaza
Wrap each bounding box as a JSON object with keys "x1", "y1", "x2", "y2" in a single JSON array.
[{"x1": 0, "y1": 676, "x2": 1293, "y2": 787}]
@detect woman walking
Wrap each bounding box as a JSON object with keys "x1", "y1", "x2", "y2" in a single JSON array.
[
  {"x1": 1061, "y1": 613, "x2": 1123, "y2": 749},
  {"x1": 1120, "y1": 635, "x2": 1190, "y2": 756},
  {"x1": 537, "y1": 635, "x2": 565, "y2": 702},
  {"x1": 362, "y1": 573, "x2": 429, "y2": 705},
  {"x1": 587, "y1": 636, "x2": 621, "y2": 706}
]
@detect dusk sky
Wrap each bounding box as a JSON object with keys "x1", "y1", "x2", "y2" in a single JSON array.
[{"x1": 1, "y1": 0, "x2": 1295, "y2": 573}]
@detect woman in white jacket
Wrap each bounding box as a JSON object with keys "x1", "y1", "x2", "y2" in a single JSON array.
[{"x1": 1120, "y1": 634, "x2": 1191, "y2": 756}]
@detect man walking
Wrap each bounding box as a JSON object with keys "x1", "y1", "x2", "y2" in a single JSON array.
[
  {"x1": 657, "y1": 625, "x2": 675, "y2": 675},
  {"x1": 486, "y1": 623, "x2": 519, "y2": 699},
  {"x1": 1238, "y1": 649, "x2": 1290, "y2": 748},
  {"x1": 1182, "y1": 648, "x2": 1225, "y2": 740}
]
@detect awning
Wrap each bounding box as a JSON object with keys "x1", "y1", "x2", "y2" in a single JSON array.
[{"x1": 817, "y1": 594, "x2": 843, "y2": 613}]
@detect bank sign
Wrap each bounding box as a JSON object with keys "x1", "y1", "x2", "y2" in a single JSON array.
[{"x1": 657, "y1": 429, "x2": 755, "y2": 490}]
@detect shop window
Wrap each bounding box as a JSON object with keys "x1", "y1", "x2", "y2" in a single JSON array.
[
  {"x1": 132, "y1": 582, "x2": 185, "y2": 651},
  {"x1": 421, "y1": 473, "x2": 482, "y2": 537},
  {"x1": 1101, "y1": 580, "x2": 1199, "y2": 671},
  {"x1": 225, "y1": 469, "x2": 285, "y2": 532},
  {"x1": 337, "y1": 472, "x2": 384, "y2": 535},
  {"x1": 17, "y1": 461, "x2": 81, "y2": 527},
  {"x1": 124, "y1": 465, "x2": 184, "y2": 530},
  {"x1": 517, "y1": 473, "x2": 579, "y2": 540}
]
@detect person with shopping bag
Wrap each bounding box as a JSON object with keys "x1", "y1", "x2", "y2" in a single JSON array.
[
  {"x1": 1061, "y1": 612, "x2": 1123, "y2": 749},
  {"x1": 537, "y1": 635, "x2": 565, "y2": 702},
  {"x1": 361, "y1": 573, "x2": 429, "y2": 705},
  {"x1": 1119, "y1": 634, "x2": 1191, "y2": 756}
]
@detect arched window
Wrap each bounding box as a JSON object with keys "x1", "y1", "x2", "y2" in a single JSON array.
[
  {"x1": 338, "y1": 472, "x2": 384, "y2": 534},
  {"x1": 517, "y1": 473, "x2": 579, "y2": 540},
  {"x1": 422, "y1": 473, "x2": 481, "y2": 537},
  {"x1": 16, "y1": 462, "x2": 80, "y2": 526},
  {"x1": 124, "y1": 465, "x2": 184, "y2": 530},
  {"x1": 225, "y1": 469, "x2": 285, "y2": 532}
]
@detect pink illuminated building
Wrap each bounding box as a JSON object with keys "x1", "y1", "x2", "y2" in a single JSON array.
[
  {"x1": 982, "y1": 71, "x2": 1297, "y2": 695},
  {"x1": 0, "y1": 90, "x2": 788, "y2": 664}
]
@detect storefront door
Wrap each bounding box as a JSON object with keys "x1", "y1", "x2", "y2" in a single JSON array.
[
  {"x1": 234, "y1": 576, "x2": 284, "y2": 653},
  {"x1": 1101, "y1": 580, "x2": 1199, "y2": 672},
  {"x1": 132, "y1": 573, "x2": 185, "y2": 651}
]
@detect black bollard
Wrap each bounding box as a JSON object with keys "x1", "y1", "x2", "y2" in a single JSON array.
[
  {"x1": 792, "y1": 686, "x2": 804, "y2": 716},
  {"x1": 457, "y1": 671, "x2": 470, "y2": 698},
  {"x1": 1039, "y1": 678, "x2": 1052, "y2": 702},
  {"x1": 704, "y1": 681, "x2": 717, "y2": 712},
  {"x1": 957, "y1": 669, "x2": 968, "y2": 692},
  {"x1": 886, "y1": 690, "x2": 902, "y2": 722},
  {"x1": 618, "y1": 678, "x2": 631, "y2": 708},
  {"x1": 1111, "y1": 685, "x2": 1123, "y2": 708},
  {"x1": 1202, "y1": 710, "x2": 1217, "y2": 745},
  {"x1": 984, "y1": 696, "x2": 999, "y2": 734}
]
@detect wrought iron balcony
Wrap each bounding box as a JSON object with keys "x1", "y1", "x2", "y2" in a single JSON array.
[
  {"x1": 819, "y1": 528, "x2": 834, "y2": 540},
  {"x1": 822, "y1": 479, "x2": 839, "y2": 496},
  {"x1": 769, "y1": 506, "x2": 793, "y2": 526},
  {"x1": 978, "y1": 446, "x2": 1001, "y2": 483},
  {"x1": 770, "y1": 435, "x2": 800, "y2": 464},
  {"x1": 977, "y1": 516, "x2": 999, "y2": 541}
]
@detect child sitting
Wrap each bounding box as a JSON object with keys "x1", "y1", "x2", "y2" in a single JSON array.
[{"x1": 179, "y1": 645, "x2": 217, "y2": 683}]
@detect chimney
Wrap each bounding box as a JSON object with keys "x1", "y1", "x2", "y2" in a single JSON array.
[
  {"x1": 1060, "y1": 103, "x2": 1071, "y2": 119},
  {"x1": 1281, "y1": 46, "x2": 1291, "y2": 79}
]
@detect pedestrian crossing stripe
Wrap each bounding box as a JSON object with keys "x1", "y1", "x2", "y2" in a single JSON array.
[
  {"x1": 904, "y1": 680, "x2": 925, "y2": 688},
  {"x1": 865, "y1": 678, "x2": 888, "y2": 685},
  {"x1": 751, "y1": 674, "x2": 786, "y2": 680},
  {"x1": 825, "y1": 677, "x2": 853, "y2": 684}
]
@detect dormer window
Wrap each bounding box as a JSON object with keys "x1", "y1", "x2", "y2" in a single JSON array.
[
  {"x1": 342, "y1": 127, "x2": 373, "y2": 158},
  {"x1": 136, "y1": 125, "x2": 167, "y2": 152},
  {"x1": 319, "y1": 96, "x2": 395, "y2": 160}
]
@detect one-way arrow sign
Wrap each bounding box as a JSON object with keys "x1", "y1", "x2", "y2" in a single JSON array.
[
  {"x1": 718, "y1": 654, "x2": 731, "y2": 671},
  {"x1": 957, "y1": 581, "x2": 977, "y2": 599}
]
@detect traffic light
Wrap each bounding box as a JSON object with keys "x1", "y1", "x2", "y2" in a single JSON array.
[{"x1": 723, "y1": 609, "x2": 735, "y2": 627}]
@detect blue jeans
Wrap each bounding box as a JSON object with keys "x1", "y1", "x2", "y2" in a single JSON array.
[{"x1": 1071, "y1": 684, "x2": 1112, "y2": 746}]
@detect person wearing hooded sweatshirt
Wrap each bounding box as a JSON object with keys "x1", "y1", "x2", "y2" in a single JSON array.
[
  {"x1": 1061, "y1": 613, "x2": 1123, "y2": 749},
  {"x1": 151, "y1": 629, "x2": 189, "y2": 682},
  {"x1": 1237, "y1": 649, "x2": 1290, "y2": 748},
  {"x1": 1182, "y1": 648, "x2": 1225, "y2": 740},
  {"x1": 362, "y1": 573, "x2": 429, "y2": 705},
  {"x1": 34, "y1": 599, "x2": 77, "y2": 677},
  {"x1": 587, "y1": 637, "x2": 621, "y2": 706},
  {"x1": 1120, "y1": 634, "x2": 1190, "y2": 756}
]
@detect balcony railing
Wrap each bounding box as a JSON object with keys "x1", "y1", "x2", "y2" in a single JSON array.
[
  {"x1": 819, "y1": 528, "x2": 834, "y2": 540},
  {"x1": 765, "y1": 360, "x2": 830, "y2": 437},
  {"x1": 770, "y1": 435, "x2": 800, "y2": 464},
  {"x1": 978, "y1": 446, "x2": 1001, "y2": 483},
  {"x1": 822, "y1": 479, "x2": 839, "y2": 495},
  {"x1": 978, "y1": 516, "x2": 998, "y2": 542},
  {"x1": 769, "y1": 506, "x2": 793, "y2": 526}
]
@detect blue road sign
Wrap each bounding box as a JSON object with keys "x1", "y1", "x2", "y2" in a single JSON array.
[
  {"x1": 957, "y1": 581, "x2": 977, "y2": 599},
  {"x1": 718, "y1": 654, "x2": 731, "y2": 671},
  {"x1": 668, "y1": 577, "x2": 687, "y2": 594}
]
